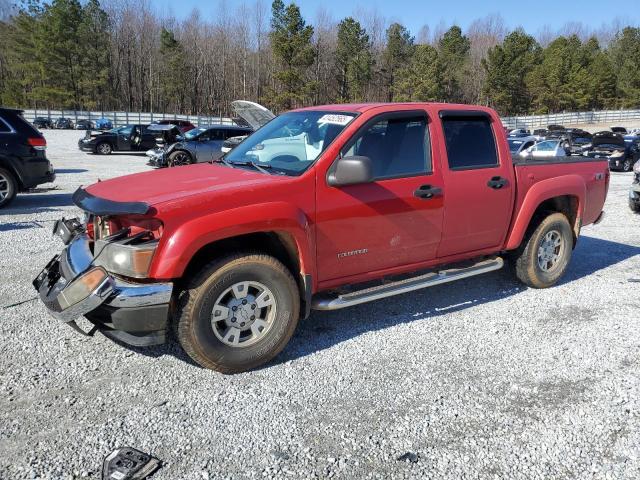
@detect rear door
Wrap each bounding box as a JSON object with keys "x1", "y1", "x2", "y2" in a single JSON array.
[
  {"x1": 436, "y1": 111, "x2": 515, "y2": 257},
  {"x1": 315, "y1": 110, "x2": 445, "y2": 282},
  {"x1": 140, "y1": 126, "x2": 157, "y2": 149},
  {"x1": 116, "y1": 126, "x2": 133, "y2": 150}
]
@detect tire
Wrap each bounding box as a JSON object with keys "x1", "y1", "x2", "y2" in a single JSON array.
[
  {"x1": 168, "y1": 150, "x2": 193, "y2": 167},
  {"x1": 623, "y1": 159, "x2": 633, "y2": 172},
  {"x1": 96, "y1": 142, "x2": 112, "y2": 155},
  {"x1": 0, "y1": 167, "x2": 17, "y2": 208},
  {"x1": 176, "y1": 253, "x2": 300, "y2": 373},
  {"x1": 513, "y1": 212, "x2": 574, "y2": 289},
  {"x1": 629, "y1": 199, "x2": 640, "y2": 213}
]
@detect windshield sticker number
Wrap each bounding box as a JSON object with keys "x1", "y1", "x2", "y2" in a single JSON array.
[{"x1": 319, "y1": 114, "x2": 352, "y2": 126}]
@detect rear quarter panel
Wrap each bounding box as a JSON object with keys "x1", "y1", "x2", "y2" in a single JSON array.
[{"x1": 505, "y1": 159, "x2": 608, "y2": 250}]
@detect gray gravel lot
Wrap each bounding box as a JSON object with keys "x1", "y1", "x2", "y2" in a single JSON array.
[{"x1": 1, "y1": 130, "x2": 640, "y2": 479}]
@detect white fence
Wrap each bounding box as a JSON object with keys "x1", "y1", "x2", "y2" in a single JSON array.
[
  {"x1": 501, "y1": 109, "x2": 640, "y2": 129},
  {"x1": 18, "y1": 107, "x2": 640, "y2": 130},
  {"x1": 20, "y1": 108, "x2": 234, "y2": 127}
]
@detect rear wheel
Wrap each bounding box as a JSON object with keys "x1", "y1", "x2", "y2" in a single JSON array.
[
  {"x1": 0, "y1": 167, "x2": 17, "y2": 208},
  {"x1": 96, "y1": 142, "x2": 112, "y2": 155},
  {"x1": 168, "y1": 150, "x2": 193, "y2": 167},
  {"x1": 513, "y1": 212, "x2": 574, "y2": 288},
  {"x1": 176, "y1": 253, "x2": 300, "y2": 373},
  {"x1": 630, "y1": 199, "x2": 640, "y2": 213}
]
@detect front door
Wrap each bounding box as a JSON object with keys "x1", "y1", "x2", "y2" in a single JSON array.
[
  {"x1": 436, "y1": 112, "x2": 514, "y2": 257},
  {"x1": 195, "y1": 129, "x2": 225, "y2": 162},
  {"x1": 315, "y1": 111, "x2": 445, "y2": 282}
]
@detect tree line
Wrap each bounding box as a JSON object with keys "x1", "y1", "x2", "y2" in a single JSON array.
[{"x1": 0, "y1": 0, "x2": 639, "y2": 117}]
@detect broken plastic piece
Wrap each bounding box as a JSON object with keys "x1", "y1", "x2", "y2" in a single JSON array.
[{"x1": 102, "y1": 447, "x2": 161, "y2": 480}]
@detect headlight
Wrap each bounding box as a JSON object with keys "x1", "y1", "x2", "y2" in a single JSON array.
[
  {"x1": 633, "y1": 161, "x2": 640, "y2": 174},
  {"x1": 93, "y1": 229, "x2": 159, "y2": 278}
]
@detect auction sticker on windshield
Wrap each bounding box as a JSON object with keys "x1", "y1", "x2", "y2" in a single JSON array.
[{"x1": 319, "y1": 114, "x2": 353, "y2": 125}]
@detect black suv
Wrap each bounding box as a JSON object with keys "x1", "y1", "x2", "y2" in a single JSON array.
[{"x1": 0, "y1": 107, "x2": 56, "y2": 208}]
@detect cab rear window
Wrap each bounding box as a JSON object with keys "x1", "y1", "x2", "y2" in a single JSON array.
[{"x1": 442, "y1": 116, "x2": 498, "y2": 170}]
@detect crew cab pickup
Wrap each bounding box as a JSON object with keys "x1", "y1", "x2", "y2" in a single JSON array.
[{"x1": 33, "y1": 103, "x2": 608, "y2": 373}]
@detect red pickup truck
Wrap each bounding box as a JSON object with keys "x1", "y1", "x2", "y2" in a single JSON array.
[{"x1": 34, "y1": 103, "x2": 608, "y2": 373}]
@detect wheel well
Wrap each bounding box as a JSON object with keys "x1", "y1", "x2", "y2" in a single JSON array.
[
  {"x1": 0, "y1": 157, "x2": 22, "y2": 189},
  {"x1": 528, "y1": 195, "x2": 580, "y2": 245},
  {"x1": 179, "y1": 231, "x2": 304, "y2": 302}
]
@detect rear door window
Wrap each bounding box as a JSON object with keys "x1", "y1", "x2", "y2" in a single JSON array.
[{"x1": 442, "y1": 116, "x2": 498, "y2": 170}]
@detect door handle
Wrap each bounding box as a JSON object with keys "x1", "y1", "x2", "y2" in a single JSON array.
[
  {"x1": 414, "y1": 184, "x2": 442, "y2": 200},
  {"x1": 487, "y1": 176, "x2": 508, "y2": 189}
]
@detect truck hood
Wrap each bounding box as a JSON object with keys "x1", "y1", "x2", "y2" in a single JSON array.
[{"x1": 82, "y1": 164, "x2": 284, "y2": 211}]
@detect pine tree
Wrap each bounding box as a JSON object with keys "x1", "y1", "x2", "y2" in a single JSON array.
[
  {"x1": 438, "y1": 26, "x2": 470, "y2": 102},
  {"x1": 382, "y1": 23, "x2": 413, "y2": 102},
  {"x1": 393, "y1": 44, "x2": 444, "y2": 102},
  {"x1": 78, "y1": 0, "x2": 110, "y2": 110},
  {"x1": 39, "y1": 0, "x2": 85, "y2": 107},
  {"x1": 609, "y1": 27, "x2": 640, "y2": 108},
  {"x1": 159, "y1": 28, "x2": 188, "y2": 113},
  {"x1": 482, "y1": 29, "x2": 539, "y2": 115},
  {"x1": 268, "y1": 0, "x2": 315, "y2": 110},
  {"x1": 335, "y1": 17, "x2": 372, "y2": 102}
]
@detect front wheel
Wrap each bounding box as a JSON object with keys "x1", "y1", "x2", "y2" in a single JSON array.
[
  {"x1": 513, "y1": 212, "x2": 574, "y2": 288},
  {"x1": 630, "y1": 199, "x2": 640, "y2": 213},
  {"x1": 176, "y1": 253, "x2": 300, "y2": 373},
  {"x1": 168, "y1": 150, "x2": 193, "y2": 167},
  {"x1": 623, "y1": 159, "x2": 633, "y2": 172},
  {"x1": 96, "y1": 142, "x2": 112, "y2": 155}
]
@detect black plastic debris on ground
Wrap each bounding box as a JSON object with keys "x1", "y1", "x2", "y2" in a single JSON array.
[
  {"x1": 396, "y1": 452, "x2": 419, "y2": 463},
  {"x1": 102, "y1": 447, "x2": 161, "y2": 480},
  {"x1": 0, "y1": 221, "x2": 44, "y2": 232}
]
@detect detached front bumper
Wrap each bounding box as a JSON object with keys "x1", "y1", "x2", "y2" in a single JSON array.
[{"x1": 33, "y1": 230, "x2": 172, "y2": 346}]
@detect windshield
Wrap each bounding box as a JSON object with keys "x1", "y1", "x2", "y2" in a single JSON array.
[
  {"x1": 224, "y1": 110, "x2": 357, "y2": 175},
  {"x1": 508, "y1": 138, "x2": 525, "y2": 153},
  {"x1": 185, "y1": 127, "x2": 206, "y2": 140}
]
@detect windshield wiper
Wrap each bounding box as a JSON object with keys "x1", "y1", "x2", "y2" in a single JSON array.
[
  {"x1": 211, "y1": 157, "x2": 232, "y2": 167},
  {"x1": 228, "y1": 160, "x2": 273, "y2": 175}
]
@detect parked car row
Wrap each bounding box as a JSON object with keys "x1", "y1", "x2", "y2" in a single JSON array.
[
  {"x1": 32, "y1": 116, "x2": 114, "y2": 130},
  {"x1": 508, "y1": 124, "x2": 640, "y2": 172}
]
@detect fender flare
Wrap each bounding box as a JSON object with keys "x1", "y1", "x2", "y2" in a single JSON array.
[
  {"x1": 0, "y1": 154, "x2": 25, "y2": 187},
  {"x1": 149, "y1": 201, "x2": 314, "y2": 280},
  {"x1": 505, "y1": 174, "x2": 586, "y2": 250}
]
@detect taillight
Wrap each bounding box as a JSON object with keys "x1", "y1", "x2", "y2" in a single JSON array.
[{"x1": 27, "y1": 137, "x2": 47, "y2": 150}]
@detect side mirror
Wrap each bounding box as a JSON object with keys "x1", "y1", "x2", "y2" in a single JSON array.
[{"x1": 327, "y1": 155, "x2": 374, "y2": 187}]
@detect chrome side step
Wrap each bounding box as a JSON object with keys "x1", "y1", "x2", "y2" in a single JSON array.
[{"x1": 312, "y1": 257, "x2": 504, "y2": 311}]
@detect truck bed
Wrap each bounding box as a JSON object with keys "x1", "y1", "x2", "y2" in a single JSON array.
[{"x1": 513, "y1": 156, "x2": 609, "y2": 227}]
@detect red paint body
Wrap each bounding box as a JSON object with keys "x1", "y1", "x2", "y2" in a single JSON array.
[{"x1": 85, "y1": 103, "x2": 609, "y2": 293}]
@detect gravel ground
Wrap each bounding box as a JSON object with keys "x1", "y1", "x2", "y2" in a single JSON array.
[{"x1": 1, "y1": 130, "x2": 640, "y2": 479}]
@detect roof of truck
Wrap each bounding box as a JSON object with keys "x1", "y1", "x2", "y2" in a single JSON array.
[{"x1": 293, "y1": 102, "x2": 494, "y2": 114}]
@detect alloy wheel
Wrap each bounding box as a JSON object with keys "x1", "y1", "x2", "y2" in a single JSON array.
[
  {"x1": 210, "y1": 281, "x2": 277, "y2": 347},
  {"x1": 0, "y1": 172, "x2": 9, "y2": 201},
  {"x1": 537, "y1": 230, "x2": 564, "y2": 272},
  {"x1": 170, "y1": 152, "x2": 191, "y2": 166}
]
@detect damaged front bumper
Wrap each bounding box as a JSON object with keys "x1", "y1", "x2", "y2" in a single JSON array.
[{"x1": 33, "y1": 225, "x2": 172, "y2": 346}]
